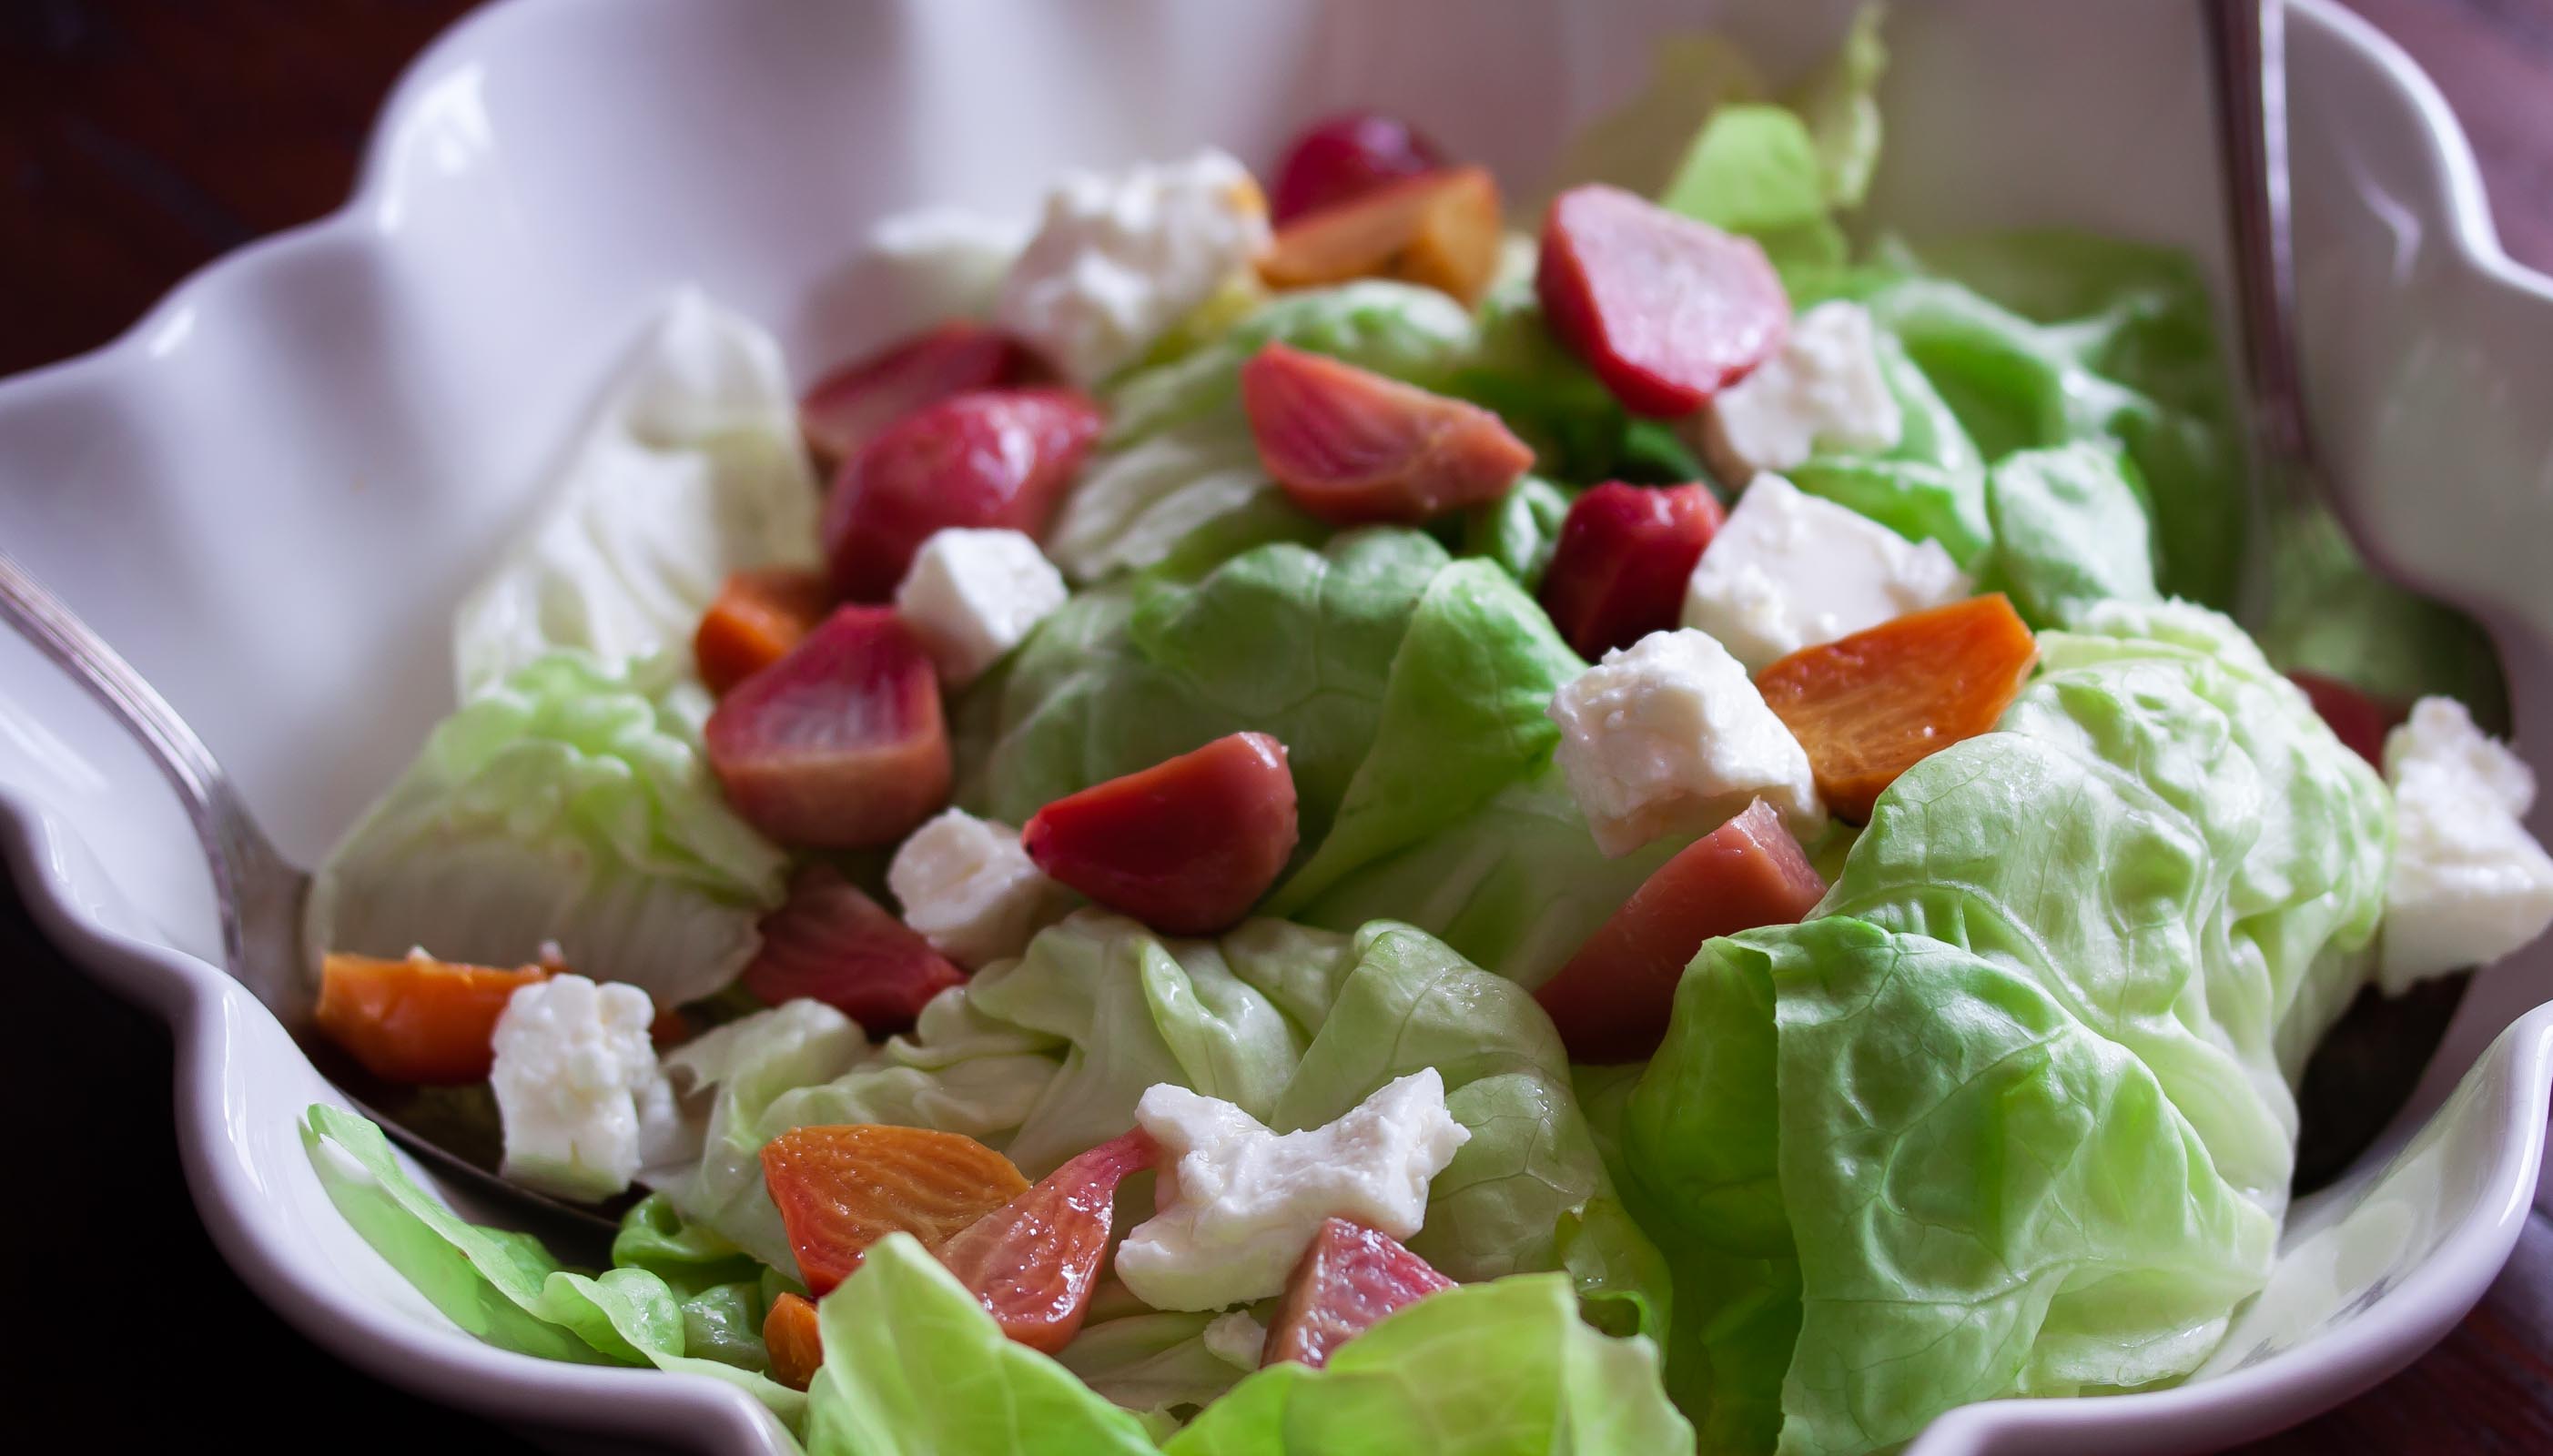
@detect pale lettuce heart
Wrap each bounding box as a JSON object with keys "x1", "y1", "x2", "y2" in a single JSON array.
[
  {"x1": 306, "y1": 650, "x2": 788, "y2": 1006},
  {"x1": 452, "y1": 288, "x2": 820, "y2": 699}
]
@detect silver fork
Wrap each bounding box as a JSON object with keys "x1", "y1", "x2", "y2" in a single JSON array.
[{"x1": 0, "y1": 551, "x2": 623, "y2": 1249}]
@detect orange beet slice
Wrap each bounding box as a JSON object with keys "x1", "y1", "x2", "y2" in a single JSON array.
[
  {"x1": 313, "y1": 951, "x2": 550, "y2": 1086},
  {"x1": 694, "y1": 568, "x2": 833, "y2": 696},
  {"x1": 760, "y1": 1124, "x2": 1030, "y2": 1296},
  {"x1": 1258, "y1": 165, "x2": 1504, "y2": 306},
  {"x1": 1755, "y1": 593, "x2": 2039, "y2": 823},
  {"x1": 763, "y1": 1291, "x2": 824, "y2": 1391},
  {"x1": 934, "y1": 1129, "x2": 1155, "y2": 1353}
]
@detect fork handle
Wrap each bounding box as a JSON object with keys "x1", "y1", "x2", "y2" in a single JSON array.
[
  {"x1": 0, "y1": 551, "x2": 291, "y2": 979},
  {"x1": 2203, "y1": 0, "x2": 2314, "y2": 471}
]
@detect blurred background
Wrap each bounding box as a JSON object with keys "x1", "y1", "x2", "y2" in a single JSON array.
[{"x1": 1, "y1": 1, "x2": 2547, "y2": 1451}]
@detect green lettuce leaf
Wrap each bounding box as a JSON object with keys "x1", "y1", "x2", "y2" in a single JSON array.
[
  {"x1": 1616, "y1": 604, "x2": 2390, "y2": 1453},
  {"x1": 961, "y1": 531, "x2": 1584, "y2": 913},
  {"x1": 1163, "y1": 1273, "x2": 1691, "y2": 1456},
  {"x1": 1044, "y1": 420, "x2": 1316, "y2": 585},
  {"x1": 305, "y1": 650, "x2": 788, "y2": 1006},
  {"x1": 1785, "y1": 330, "x2": 1993, "y2": 564},
  {"x1": 1984, "y1": 440, "x2": 2160, "y2": 626},
  {"x1": 301, "y1": 1105, "x2": 808, "y2": 1440},
  {"x1": 1661, "y1": 104, "x2": 1846, "y2": 268},
  {"x1": 1460, "y1": 475, "x2": 1578, "y2": 591},
  {"x1": 452, "y1": 290, "x2": 820, "y2": 699},
  {"x1": 1782, "y1": 2, "x2": 1889, "y2": 210},
  {"x1": 807, "y1": 1235, "x2": 1160, "y2": 1456}
]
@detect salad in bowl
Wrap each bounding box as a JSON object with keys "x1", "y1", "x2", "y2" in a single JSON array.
[{"x1": 290, "y1": 12, "x2": 2553, "y2": 1454}]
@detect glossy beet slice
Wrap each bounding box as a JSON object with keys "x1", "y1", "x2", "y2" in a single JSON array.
[
  {"x1": 1755, "y1": 593, "x2": 2038, "y2": 823},
  {"x1": 704, "y1": 605, "x2": 951, "y2": 848},
  {"x1": 1259, "y1": 166, "x2": 1503, "y2": 306},
  {"x1": 822, "y1": 388, "x2": 1102, "y2": 602},
  {"x1": 1241, "y1": 343, "x2": 1532, "y2": 526},
  {"x1": 1261, "y1": 1218, "x2": 1456, "y2": 1370},
  {"x1": 1022, "y1": 732, "x2": 1299, "y2": 935},
  {"x1": 1537, "y1": 482, "x2": 1725, "y2": 659},
  {"x1": 694, "y1": 568, "x2": 833, "y2": 696},
  {"x1": 1270, "y1": 110, "x2": 1447, "y2": 224},
  {"x1": 764, "y1": 1292, "x2": 824, "y2": 1391},
  {"x1": 1535, "y1": 184, "x2": 1789, "y2": 418},
  {"x1": 2289, "y1": 671, "x2": 2398, "y2": 768},
  {"x1": 742, "y1": 864, "x2": 967, "y2": 1034},
  {"x1": 1533, "y1": 798, "x2": 1826, "y2": 1063},
  {"x1": 760, "y1": 1124, "x2": 1030, "y2": 1296},
  {"x1": 799, "y1": 322, "x2": 1043, "y2": 472},
  {"x1": 933, "y1": 1130, "x2": 1156, "y2": 1353}
]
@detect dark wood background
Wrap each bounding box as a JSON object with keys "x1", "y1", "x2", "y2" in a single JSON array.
[{"x1": 1, "y1": 1, "x2": 2547, "y2": 1450}]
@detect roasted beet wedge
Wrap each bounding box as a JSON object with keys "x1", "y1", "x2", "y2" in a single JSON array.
[
  {"x1": 763, "y1": 1292, "x2": 825, "y2": 1391},
  {"x1": 1262, "y1": 1218, "x2": 1455, "y2": 1370},
  {"x1": 743, "y1": 864, "x2": 967, "y2": 1033},
  {"x1": 1533, "y1": 798, "x2": 1826, "y2": 1063},
  {"x1": 704, "y1": 605, "x2": 951, "y2": 848},
  {"x1": 1535, "y1": 185, "x2": 1789, "y2": 418},
  {"x1": 761, "y1": 1124, "x2": 1030, "y2": 1296},
  {"x1": 1259, "y1": 166, "x2": 1503, "y2": 306},
  {"x1": 1022, "y1": 732, "x2": 1300, "y2": 935},
  {"x1": 799, "y1": 322, "x2": 1043, "y2": 472},
  {"x1": 1270, "y1": 110, "x2": 1447, "y2": 225},
  {"x1": 1538, "y1": 482, "x2": 1725, "y2": 659},
  {"x1": 934, "y1": 1130, "x2": 1156, "y2": 1353},
  {"x1": 1755, "y1": 593, "x2": 2038, "y2": 823},
  {"x1": 822, "y1": 388, "x2": 1101, "y2": 602},
  {"x1": 1240, "y1": 343, "x2": 1532, "y2": 526},
  {"x1": 695, "y1": 568, "x2": 833, "y2": 696}
]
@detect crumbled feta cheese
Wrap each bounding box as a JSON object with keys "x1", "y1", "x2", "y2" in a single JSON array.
[
  {"x1": 1202, "y1": 1309, "x2": 1269, "y2": 1370},
  {"x1": 1114, "y1": 1070, "x2": 1469, "y2": 1312},
  {"x1": 1681, "y1": 472, "x2": 1970, "y2": 670},
  {"x1": 490, "y1": 975, "x2": 684, "y2": 1200},
  {"x1": 886, "y1": 808, "x2": 1075, "y2": 968},
  {"x1": 1548, "y1": 627, "x2": 1825, "y2": 856},
  {"x1": 866, "y1": 205, "x2": 1031, "y2": 323},
  {"x1": 2377, "y1": 696, "x2": 2553, "y2": 992},
  {"x1": 894, "y1": 528, "x2": 1069, "y2": 684},
  {"x1": 996, "y1": 150, "x2": 1271, "y2": 386},
  {"x1": 1696, "y1": 300, "x2": 1902, "y2": 480}
]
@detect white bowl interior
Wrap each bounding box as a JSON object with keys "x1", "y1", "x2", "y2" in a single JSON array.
[{"x1": 2, "y1": 1, "x2": 2548, "y2": 1451}]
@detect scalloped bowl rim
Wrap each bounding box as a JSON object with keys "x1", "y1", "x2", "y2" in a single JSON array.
[{"x1": 2, "y1": 2, "x2": 2548, "y2": 1452}]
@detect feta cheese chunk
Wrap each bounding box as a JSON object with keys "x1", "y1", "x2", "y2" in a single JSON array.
[
  {"x1": 894, "y1": 528, "x2": 1069, "y2": 684},
  {"x1": 866, "y1": 205, "x2": 1031, "y2": 323},
  {"x1": 2377, "y1": 696, "x2": 2553, "y2": 992},
  {"x1": 1548, "y1": 628, "x2": 1824, "y2": 855},
  {"x1": 1202, "y1": 1309, "x2": 1269, "y2": 1370},
  {"x1": 490, "y1": 975, "x2": 684, "y2": 1201},
  {"x1": 887, "y1": 808, "x2": 1075, "y2": 967},
  {"x1": 1682, "y1": 472, "x2": 1970, "y2": 671},
  {"x1": 1114, "y1": 1070, "x2": 1469, "y2": 1312},
  {"x1": 996, "y1": 149, "x2": 1271, "y2": 386},
  {"x1": 1697, "y1": 300, "x2": 1902, "y2": 480}
]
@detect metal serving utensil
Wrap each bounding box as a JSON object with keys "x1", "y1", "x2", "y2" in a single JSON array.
[{"x1": 0, "y1": 551, "x2": 623, "y2": 1249}]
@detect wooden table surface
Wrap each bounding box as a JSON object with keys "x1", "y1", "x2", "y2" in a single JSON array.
[{"x1": 2, "y1": 2, "x2": 2548, "y2": 1451}]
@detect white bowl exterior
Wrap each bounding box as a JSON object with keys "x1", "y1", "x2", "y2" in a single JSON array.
[{"x1": 2, "y1": 2, "x2": 2548, "y2": 1451}]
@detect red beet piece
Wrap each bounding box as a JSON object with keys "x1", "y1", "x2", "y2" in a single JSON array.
[
  {"x1": 704, "y1": 605, "x2": 950, "y2": 849},
  {"x1": 822, "y1": 388, "x2": 1101, "y2": 602},
  {"x1": 1533, "y1": 798, "x2": 1826, "y2": 1062},
  {"x1": 1537, "y1": 481, "x2": 1725, "y2": 659},
  {"x1": 1021, "y1": 732, "x2": 1299, "y2": 935},
  {"x1": 1270, "y1": 110, "x2": 1448, "y2": 225},
  {"x1": 799, "y1": 322, "x2": 1043, "y2": 471},
  {"x1": 933, "y1": 1130, "x2": 1157, "y2": 1353},
  {"x1": 2288, "y1": 672, "x2": 2399, "y2": 769},
  {"x1": 742, "y1": 864, "x2": 967, "y2": 1035},
  {"x1": 1261, "y1": 1218, "x2": 1455, "y2": 1370},
  {"x1": 1535, "y1": 184, "x2": 1790, "y2": 418},
  {"x1": 1240, "y1": 342, "x2": 1532, "y2": 526}
]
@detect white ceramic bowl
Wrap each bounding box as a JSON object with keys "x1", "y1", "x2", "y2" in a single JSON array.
[{"x1": 3, "y1": 2, "x2": 2548, "y2": 1451}]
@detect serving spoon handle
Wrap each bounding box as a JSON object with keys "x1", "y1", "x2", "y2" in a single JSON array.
[{"x1": 0, "y1": 550, "x2": 620, "y2": 1244}]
